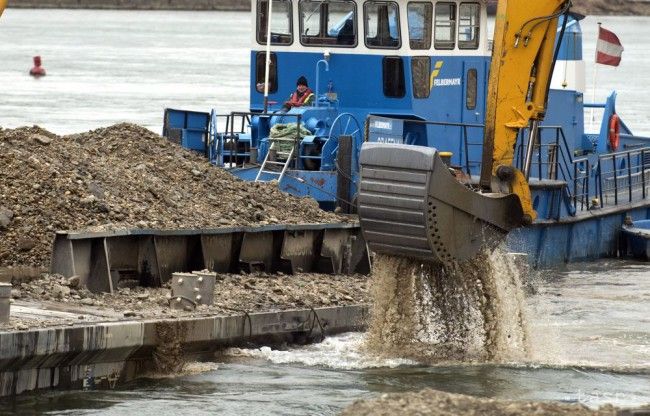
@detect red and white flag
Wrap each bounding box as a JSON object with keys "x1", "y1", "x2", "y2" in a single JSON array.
[{"x1": 596, "y1": 26, "x2": 624, "y2": 66}]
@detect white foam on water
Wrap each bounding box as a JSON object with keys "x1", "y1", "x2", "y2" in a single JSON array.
[
  {"x1": 144, "y1": 361, "x2": 220, "y2": 379},
  {"x1": 226, "y1": 332, "x2": 416, "y2": 370}
]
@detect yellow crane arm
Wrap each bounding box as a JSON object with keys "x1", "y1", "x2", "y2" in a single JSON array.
[
  {"x1": 0, "y1": 0, "x2": 7, "y2": 18},
  {"x1": 479, "y1": 0, "x2": 570, "y2": 222}
]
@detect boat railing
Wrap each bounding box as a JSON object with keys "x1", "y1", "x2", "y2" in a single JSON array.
[
  {"x1": 595, "y1": 147, "x2": 650, "y2": 209},
  {"x1": 424, "y1": 119, "x2": 485, "y2": 176},
  {"x1": 209, "y1": 111, "x2": 253, "y2": 167},
  {"x1": 516, "y1": 125, "x2": 593, "y2": 214},
  {"x1": 515, "y1": 125, "x2": 574, "y2": 184},
  {"x1": 209, "y1": 111, "x2": 304, "y2": 169},
  {"x1": 366, "y1": 117, "x2": 649, "y2": 216},
  {"x1": 516, "y1": 125, "x2": 650, "y2": 213},
  {"x1": 572, "y1": 156, "x2": 592, "y2": 211}
]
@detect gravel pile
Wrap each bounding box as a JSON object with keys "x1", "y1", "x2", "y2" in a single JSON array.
[
  {"x1": 6, "y1": 271, "x2": 369, "y2": 330},
  {"x1": 0, "y1": 124, "x2": 344, "y2": 268},
  {"x1": 341, "y1": 389, "x2": 620, "y2": 416}
]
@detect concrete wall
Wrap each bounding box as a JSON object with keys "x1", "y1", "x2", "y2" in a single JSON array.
[
  {"x1": 8, "y1": 0, "x2": 251, "y2": 11},
  {"x1": 0, "y1": 305, "x2": 367, "y2": 396}
]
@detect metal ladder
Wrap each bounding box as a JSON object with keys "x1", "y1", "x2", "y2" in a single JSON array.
[{"x1": 255, "y1": 139, "x2": 295, "y2": 183}]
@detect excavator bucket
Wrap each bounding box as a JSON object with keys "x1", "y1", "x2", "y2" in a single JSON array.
[{"x1": 358, "y1": 143, "x2": 524, "y2": 266}]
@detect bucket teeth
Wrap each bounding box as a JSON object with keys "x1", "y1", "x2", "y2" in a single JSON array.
[{"x1": 358, "y1": 143, "x2": 523, "y2": 266}]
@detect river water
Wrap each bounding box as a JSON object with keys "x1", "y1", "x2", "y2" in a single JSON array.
[{"x1": 1, "y1": 9, "x2": 649, "y2": 415}]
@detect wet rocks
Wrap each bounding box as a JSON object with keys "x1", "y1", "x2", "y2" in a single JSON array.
[
  {"x1": 341, "y1": 389, "x2": 619, "y2": 416},
  {"x1": 0, "y1": 124, "x2": 346, "y2": 268}
]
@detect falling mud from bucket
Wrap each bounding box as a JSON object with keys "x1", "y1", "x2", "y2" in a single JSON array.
[{"x1": 364, "y1": 250, "x2": 530, "y2": 363}]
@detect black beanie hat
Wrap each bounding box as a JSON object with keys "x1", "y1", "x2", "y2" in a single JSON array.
[{"x1": 297, "y1": 76, "x2": 308, "y2": 86}]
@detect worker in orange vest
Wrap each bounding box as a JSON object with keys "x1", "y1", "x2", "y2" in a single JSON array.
[{"x1": 282, "y1": 76, "x2": 314, "y2": 111}]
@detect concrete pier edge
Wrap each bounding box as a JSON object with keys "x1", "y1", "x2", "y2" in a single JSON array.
[{"x1": 0, "y1": 304, "x2": 368, "y2": 396}]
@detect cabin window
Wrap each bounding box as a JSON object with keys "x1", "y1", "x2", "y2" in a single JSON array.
[
  {"x1": 299, "y1": 0, "x2": 357, "y2": 47},
  {"x1": 407, "y1": 2, "x2": 432, "y2": 50},
  {"x1": 255, "y1": 52, "x2": 278, "y2": 93},
  {"x1": 257, "y1": 0, "x2": 293, "y2": 45},
  {"x1": 434, "y1": 2, "x2": 456, "y2": 50},
  {"x1": 383, "y1": 56, "x2": 405, "y2": 97},
  {"x1": 412, "y1": 56, "x2": 430, "y2": 98},
  {"x1": 458, "y1": 2, "x2": 480, "y2": 49},
  {"x1": 364, "y1": 1, "x2": 401, "y2": 49},
  {"x1": 466, "y1": 68, "x2": 477, "y2": 109}
]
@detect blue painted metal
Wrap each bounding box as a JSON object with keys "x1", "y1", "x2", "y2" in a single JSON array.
[
  {"x1": 620, "y1": 219, "x2": 650, "y2": 260},
  {"x1": 555, "y1": 14, "x2": 583, "y2": 61},
  {"x1": 234, "y1": 166, "x2": 339, "y2": 210},
  {"x1": 163, "y1": 5, "x2": 650, "y2": 266},
  {"x1": 511, "y1": 206, "x2": 650, "y2": 266},
  {"x1": 163, "y1": 108, "x2": 210, "y2": 153}
]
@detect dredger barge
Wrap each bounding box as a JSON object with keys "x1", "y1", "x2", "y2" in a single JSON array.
[{"x1": 164, "y1": 0, "x2": 650, "y2": 267}]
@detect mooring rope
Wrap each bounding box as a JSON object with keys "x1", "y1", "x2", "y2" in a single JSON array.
[
  {"x1": 219, "y1": 306, "x2": 254, "y2": 339},
  {"x1": 307, "y1": 306, "x2": 325, "y2": 342}
]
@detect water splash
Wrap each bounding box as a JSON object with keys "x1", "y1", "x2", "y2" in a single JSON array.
[
  {"x1": 227, "y1": 332, "x2": 416, "y2": 370},
  {"x1": 364, "y1": 249, "x2": 530, "y2": 363}
]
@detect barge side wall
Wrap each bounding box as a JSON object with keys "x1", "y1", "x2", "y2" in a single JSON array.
[{"x1": 0, "y1": 305, "x2": 367, "y2": 396}]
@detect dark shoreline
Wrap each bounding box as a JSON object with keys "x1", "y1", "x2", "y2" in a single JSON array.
[
  {"x1": 7, "y1": 0, "x2": 650, "y2": 14},
  {"x1": 8, "y1": 0, "x2": 250, "y2": 11}
]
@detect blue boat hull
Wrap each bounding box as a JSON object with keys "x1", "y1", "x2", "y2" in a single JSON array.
[
  {"x1": 509, "y1": 205, "x2": 650, "y2": 267},
  {"x1": 231, "y1": 167, "x2": 650, "y2": 267},
  {"x1": 620, "y1": 220, "x2": 650, "y2": 260}
]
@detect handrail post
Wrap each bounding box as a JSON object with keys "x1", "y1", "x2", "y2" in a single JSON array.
[
  {"x1": 555, "y1": 128, "x2": 560, "y2": 179},
  {"x1": 613, "y1": 154, "x2": 618, "y2": 205},
  {"x1": 573, "y1": 162, "x2": 578, "y2": 211},
  {"x1": 579, "y1": 162, "x2": 584, "y2": 211},
  {"x1": 463, "y1": 125, "x2": 470, "y2": 175},
  {"x1": 295, "y1": 114, "x2": 301, "y2": 169},
  {"x1": 627, "y1": 152, "x2": 633, "y2": 202},
  {"x1": 523, "y1": 120, "x2": 539, "y2": 180},
  {"x1": 598, "y1": 159, "x2": 604, "y2": 207},
  {"x1": 227, "y1": 113, "x2": 233, "y2": 167},
  {"x1": 641, "y1": 150, "x2": 646, "y2": 199},
  {"x1": 585, "y1": 159, "x2": 591, "y2": 209},
  {"x1": 537, "y1": 129, "x2": 543, "y2": 179}
]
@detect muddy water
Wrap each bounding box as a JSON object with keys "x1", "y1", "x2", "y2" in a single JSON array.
[
  {"x1": 364, "y1": 251, "x2": 529, "y2": 363},
  {"x1": 2, "y1": 260, "x2": 649, "y2": 415}
]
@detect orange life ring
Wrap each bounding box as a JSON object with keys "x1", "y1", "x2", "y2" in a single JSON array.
[{"x1": 608, "y1": 113, "x2": 620, "y2": 151}]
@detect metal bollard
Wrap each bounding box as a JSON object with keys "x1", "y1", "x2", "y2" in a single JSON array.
[{"x1": 170, "y1": 272, "x2": 216, "y2": 310}]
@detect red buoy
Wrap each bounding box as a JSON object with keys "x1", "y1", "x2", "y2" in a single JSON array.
[{"x1": 29, "y1": 56, "x2": 46, "y2": 77}]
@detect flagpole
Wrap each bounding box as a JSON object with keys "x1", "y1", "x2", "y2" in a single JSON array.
[
  {"x1": 263, "y1": 0, "x2": 273, "y2": 114},
  {"x1": 590, "y1": 22, "x2": 602, "y2": 131}
]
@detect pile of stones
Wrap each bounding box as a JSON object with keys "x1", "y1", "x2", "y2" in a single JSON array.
[{"x1": 0, "y1": 123, "x2": 344, "y2": 268}]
